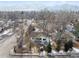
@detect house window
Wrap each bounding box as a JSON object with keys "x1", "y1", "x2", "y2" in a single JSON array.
[
  {"x1": 36, "y1": 38, "x2": 41, "y2": 40},
  {"x1": 43, "y1": 39, "x2": 46, "y2": 41}
]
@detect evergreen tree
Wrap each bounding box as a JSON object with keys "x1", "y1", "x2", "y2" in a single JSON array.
[
  {"x1": 64, "y1": 40, "x2": 73, "y2": 52},
  {"x1": 55, "y1": 30, "x2": 62, "y2": 52},
  {"x1": 73, "y1": 22, "x2": 79, "y2": 38},
  {"x1": 46, "y1": 41, "x2": 52, "y2": 53}
]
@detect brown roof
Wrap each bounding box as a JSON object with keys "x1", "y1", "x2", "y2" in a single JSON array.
[{"x1": 30, "y1": 31, "x2": 51, "y2": 38}]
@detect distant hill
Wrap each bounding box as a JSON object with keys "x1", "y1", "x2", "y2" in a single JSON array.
[
  {"x1": 48, "y1": 4, "x2": 79, "y2": 11},
  {"x1": 0, "y1": 1, "x2": 79, "y2": 11}
]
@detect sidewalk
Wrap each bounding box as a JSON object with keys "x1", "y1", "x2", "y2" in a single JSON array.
[{"x1": 9, "y1": 48, "x2": 39, "y2": 56}]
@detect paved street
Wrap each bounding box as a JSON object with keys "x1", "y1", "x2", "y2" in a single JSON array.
[{"x1": 0, "y1": 34, "x2": 17, "y2": 58}]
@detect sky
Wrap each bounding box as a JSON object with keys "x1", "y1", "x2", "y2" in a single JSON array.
[{"x1": 0, "y1": 1, "x2": 79, "y2": 11}]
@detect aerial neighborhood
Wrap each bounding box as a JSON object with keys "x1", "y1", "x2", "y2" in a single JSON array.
[{"x1": 0, "y1": 1, "x2": 79, "y2": 58}]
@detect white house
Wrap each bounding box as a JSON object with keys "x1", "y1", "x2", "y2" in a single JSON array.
[
  {"x1": 30, "y1": 32, "x2": 51, "y2": 46},
  {"x1": 65, "y1": 23, "x2": 75, "y2": 32}
]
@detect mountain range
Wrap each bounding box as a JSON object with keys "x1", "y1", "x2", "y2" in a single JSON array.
[{"x1": 0, "y1": 1, "x2": 79, "y2": 11}]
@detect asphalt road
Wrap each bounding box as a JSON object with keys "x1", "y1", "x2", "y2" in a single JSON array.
[{"x1": 0, "y1": 34, "x2": 17, "y2": 58}]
